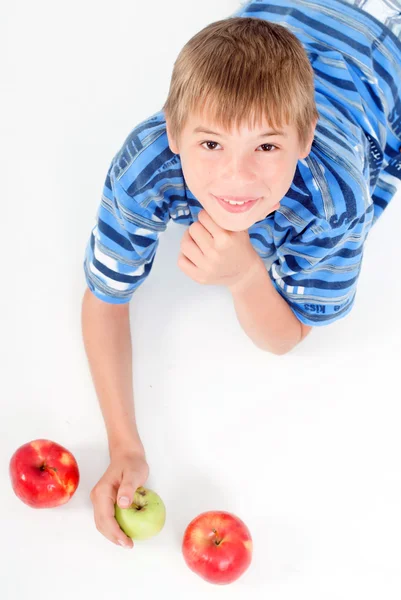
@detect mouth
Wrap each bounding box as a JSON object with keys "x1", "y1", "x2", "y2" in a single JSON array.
[{"x1": 212, "y1": 194, "x2": 260, "y2": 213}]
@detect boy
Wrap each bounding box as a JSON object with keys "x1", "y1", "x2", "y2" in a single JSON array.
[{"x1": 81, "y1": 0, "x2": 401, "y2": 549}]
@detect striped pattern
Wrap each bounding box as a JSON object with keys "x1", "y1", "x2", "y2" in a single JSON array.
[
  {"x1": 83, "y1": 0, "x2": 401, "y2": 326},
  {"x1": 341, "y1": 0, "x2": 401, "y2": 39}
]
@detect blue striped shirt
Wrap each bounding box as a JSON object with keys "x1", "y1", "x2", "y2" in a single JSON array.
[{"x1": 83, "y1": 0, "x2": 401, "y2": 326}]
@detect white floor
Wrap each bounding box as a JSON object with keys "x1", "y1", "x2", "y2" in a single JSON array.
[{"x1": 3, "y1": 1, "x2": 401, "y2": 598}]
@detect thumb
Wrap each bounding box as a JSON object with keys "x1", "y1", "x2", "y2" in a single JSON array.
[{"x1": 117, "y1": 478, "x2": 137, "y2": 509}]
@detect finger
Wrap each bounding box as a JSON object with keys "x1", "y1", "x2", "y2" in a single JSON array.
[
  {"x1": 188, "y1": 221, "x2": 213, "y2": 253},
  {"x1": 116, "y1": 471, "x2": 141, "y2": 509},
  {"x1": 178, "y1": 253, "x2": 206, "y2": 284},
  {"x1": 181, "y1": 230, "x2": 205, "y2": 267},
  {"x1": 197, "y1": 209, "x2": 225, "y2": 237},
  {"x1": 93, "y1": 484, "x2": 134, "y2": 549}
]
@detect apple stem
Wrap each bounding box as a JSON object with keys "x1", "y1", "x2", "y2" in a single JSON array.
[
  {"x1": 39, "y1": 464, "x2": 58, "y2": 474},
  {"x1": 212, "y1": 529, "x2": 222, "y2": 545}
]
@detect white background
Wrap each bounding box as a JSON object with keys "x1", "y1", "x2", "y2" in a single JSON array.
[{"x1": 2, "y1": 0, "x2": 401, "y2": 598}]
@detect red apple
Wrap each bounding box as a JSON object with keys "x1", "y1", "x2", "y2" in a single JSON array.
[
  {"x1": 182, "y1": 510, "x2": 253, "y2": 585},
  {"x1": 9, "y1": 439, "x2": 80, "y2": 508}
]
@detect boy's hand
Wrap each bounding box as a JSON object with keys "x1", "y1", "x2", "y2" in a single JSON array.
[
  {"x1": 178, "y1": 209, "x2": 260, "y2": 289},
  {"x1": 90, "y1": 449, "x2": 149, "y2": 549}
]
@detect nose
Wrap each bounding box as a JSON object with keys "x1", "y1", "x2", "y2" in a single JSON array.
[{"x1": 220, "y1": 153, "x2": 257, "y2": 183}]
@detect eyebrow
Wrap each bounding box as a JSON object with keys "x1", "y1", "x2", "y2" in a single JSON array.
[{"x1": 193, "y1": 126, "x2": 287, "y2": 138}]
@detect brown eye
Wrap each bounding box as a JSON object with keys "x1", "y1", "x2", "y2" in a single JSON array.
[
  {"x1": 201, "y1": 141, "x2": 220, "y2": 150},
  {"x1": 259, "y1": 144, "x2": 277, "y2": 152}
]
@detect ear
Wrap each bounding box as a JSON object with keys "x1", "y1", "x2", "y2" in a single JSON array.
[
  {"x1": 298, "y1": 116, "x2": 318, "y2": 159},
  {"x1": 166, "y1": 117, "x2": 180, "y2": 154}
]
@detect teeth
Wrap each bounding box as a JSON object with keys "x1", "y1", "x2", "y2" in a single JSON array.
[{"x1": 221, "y1": 198, "x2": 246, "y2": 205}]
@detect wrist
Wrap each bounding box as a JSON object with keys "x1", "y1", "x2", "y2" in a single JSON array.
[
  {"x1": 228, "y1": 254, "x2": 265, "y2": 295},
  {"x1": 108, "y1": 434, "x2": 145, "y2": 459}
]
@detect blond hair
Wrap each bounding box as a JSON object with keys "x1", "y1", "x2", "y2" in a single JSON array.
[{"x1": 162, "y1": 17, "x2": 319, "y2": 150}]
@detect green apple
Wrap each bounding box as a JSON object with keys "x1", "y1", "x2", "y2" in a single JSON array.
[{"x1": 115, "y1": 486, "x2": 166, "y2": 540}]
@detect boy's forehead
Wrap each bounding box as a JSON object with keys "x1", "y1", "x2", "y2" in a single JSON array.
[{"x1": 186, "y1": 110, "x2": 292, "y2": 137}]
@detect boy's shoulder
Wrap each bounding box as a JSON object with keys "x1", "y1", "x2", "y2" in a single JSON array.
[
  {"x1": 108, "y1": 110, "x2": 198, "y2": 224},
  {"x1": 112, "y1": 109, "x2": 177, "y2": 190}
]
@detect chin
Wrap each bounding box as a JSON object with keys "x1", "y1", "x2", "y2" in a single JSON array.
[
  {"x1": 222, "y1": 221, "x2": 252, "y2": 232},
  {"x1": 213, "y1": 214, "x2": 256, "y2": 232},
  {"x1": 215, "y1": 206, "x2": 274, "y2": 231}
]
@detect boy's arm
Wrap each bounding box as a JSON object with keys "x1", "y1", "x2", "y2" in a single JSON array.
[
  {"x1": 178, "y1": 209, "x2": 312, "y2": 354},
  {"x1": 81, "y1": 287, "x2": 145, "y2": 457},
  {"x1": 228, "y1": 255, "x2": 312, "y2": 355}
]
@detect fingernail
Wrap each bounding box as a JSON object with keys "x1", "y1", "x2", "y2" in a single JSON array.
[
  {"x1": 118, "y1": 539, "x2": 130, "y2": 549},
  {"x1": 118, "y1": 496, "x2": 130, "y2": 507}
]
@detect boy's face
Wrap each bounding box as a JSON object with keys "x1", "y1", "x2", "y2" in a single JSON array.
[{"x1": 166, "y1": 110, "x2": 317, "y2": 231}]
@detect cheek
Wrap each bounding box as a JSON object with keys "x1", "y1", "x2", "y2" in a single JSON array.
[
  {"x1": 271, "y1": 164, "x2": 298, "y2": 200},
  {"x1": 267, "y1": 158, "x2": 297, "y2": 189},
  {"x1": 267, "y1": 156, "x2": 294, "y2": 176},
  {"x1": 182, "y1": 154, "x2": 211, "y2": 188}
]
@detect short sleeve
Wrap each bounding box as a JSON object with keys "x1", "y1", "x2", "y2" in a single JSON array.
[
  {"x1": 83, "y1": 157, "x2": 168, "y2": 304},
  {"x1": 268, "y1": 208, "x2": 373, "y2": 326}
]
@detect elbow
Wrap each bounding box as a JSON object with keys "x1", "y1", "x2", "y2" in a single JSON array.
[
  {"x1": 272, "y1": 346, "x2": 293, "y2": 356},
  {"x1": 254, "y1": 326, "x2": 311, "y2": 355},
  {"x1": 253, "y1": 339, "x2": 295, "y2": 356},
  {"x1": 272, "y1": 324, "x2": 312, "y2": 355},
  {"x1": 270, "y1": 344, "x2": 296, "y2": 356},
  {"x1": 272, "y1": 322, "x2": 313, "y2": 354},
  {"x1": 269, "y1": 339, "x2": 303, "y2": 356}
]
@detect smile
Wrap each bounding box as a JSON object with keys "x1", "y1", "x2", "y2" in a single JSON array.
[{"x1": 212, "y1": 194, "x2": 260, "y2": 213}]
